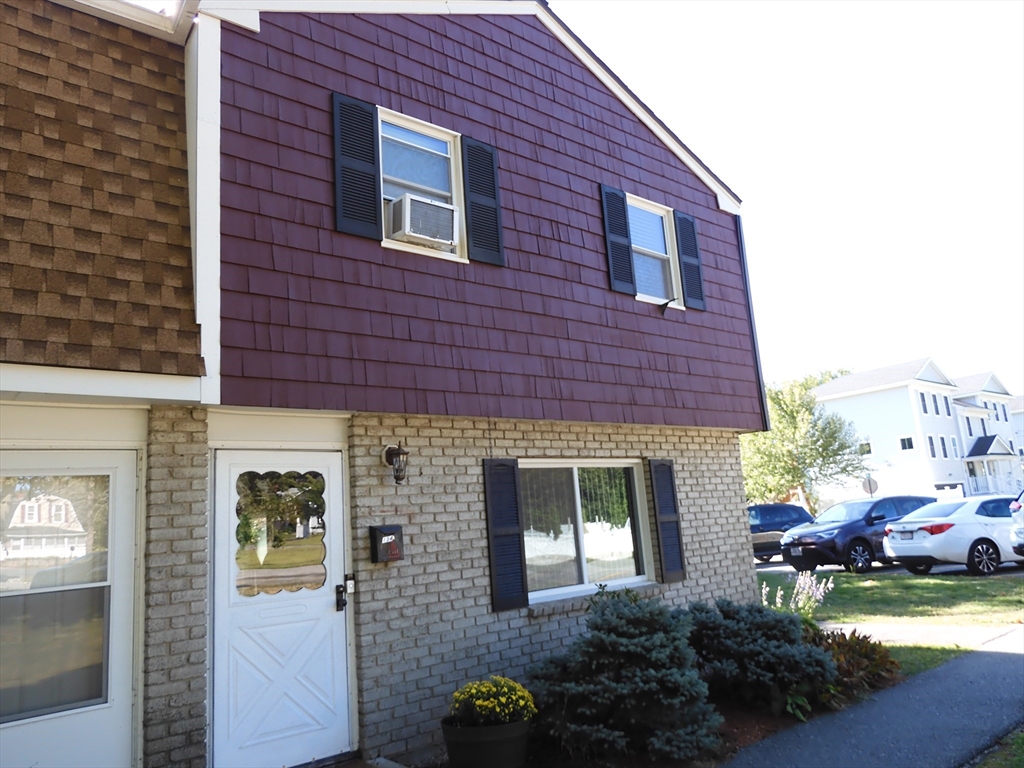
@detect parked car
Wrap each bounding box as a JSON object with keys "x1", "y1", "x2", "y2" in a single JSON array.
[
  {"x1": 748, "y1": 503, "x2": 814, "y2": 562},
  {"x1": 883, "y1": 495, "x2": 1024, "y2": 576},
  {"x1": 781, "y1": 495, "x2": 936, "y2": 573},
  {"x1": 1010, "y1": 493, "x2": 1024, "y2": 558}
]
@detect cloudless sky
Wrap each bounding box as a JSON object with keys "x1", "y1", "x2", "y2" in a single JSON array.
[{"x1": 549, "y1": 0, "x2": 1024, "y2": 395}]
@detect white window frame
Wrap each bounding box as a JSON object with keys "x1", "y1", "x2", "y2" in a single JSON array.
[
  {"x1": 518, "y1": 458, "x2": 656, "y2": 604},
  {"x1": 951, "y1": 437, "x2": 959, "y2": 458},
  {"x1": 22, "y1": 501, "x2": 39, "y2": 524},
  {"x1": 927, "y1": 435, "x2": 936, "y2": 458},
  {"x1": 377, "y1": 108, "x2": 466, "y2": 264},
  {"x1": 940, "y1": 436, "x2": 948, "y2": 458},
  {"x1": 625, "y1": 194, "x2": 685, "y2": 311},
  {"x1": 50, "y1": 501, "x2": 66, "y2": 524},
  {"x1": 919, "y1": 392, "x2": 928, "y2": 414},
  {"x1": 932, "y1": 394, "x2": 940, "y2": 415},
  {"x1": 899, "y1": 437, "x2": 914, "y2": 451}
]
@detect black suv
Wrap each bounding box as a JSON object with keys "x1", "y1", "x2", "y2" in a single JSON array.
[
  {"x1": 748, "y1": 503, "x2": 814, "y2": 562},
  {"x1": 780, "y1": 495, "x2": 936, "y2": 573}
]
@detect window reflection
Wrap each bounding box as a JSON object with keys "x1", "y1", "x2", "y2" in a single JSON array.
[
  {"x1": 0, "y1": 474, "x2": 111, "y2": 722},
  {"x1": 235, "y1": 471, "x2": 327, "y2": 596}
]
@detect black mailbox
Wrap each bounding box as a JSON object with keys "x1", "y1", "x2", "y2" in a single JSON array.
[{"x1": 369, "y1": 525, "x2": 404, "y2": 563}]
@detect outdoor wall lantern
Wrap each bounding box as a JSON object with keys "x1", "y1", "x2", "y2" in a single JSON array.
[{"x1": 381, "y1": 444, "x2": 410, "y2": 484}]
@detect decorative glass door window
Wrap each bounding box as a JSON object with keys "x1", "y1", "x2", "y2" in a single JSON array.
[
  {"x1": 0, "y1": 474, "x2": 111, "y2": 723},
  {"x1": 234, "y1": 470, "x2": 327, "y2": 597},
  {"x1": 627, "y1": 203, "x2": 673, "y2": 301},
  {"x1": 519, "y1": 466, "x2": 642, "y2": 595}
]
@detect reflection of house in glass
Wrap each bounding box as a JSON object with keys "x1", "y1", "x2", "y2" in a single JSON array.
[{"x1": 4, "y1": 495, "x2": 87, "y2": 558}]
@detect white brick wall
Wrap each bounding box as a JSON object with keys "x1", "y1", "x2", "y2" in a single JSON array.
[
  {"x1": 144, "y1": 406, "x2": 209, "y2": 768},
  {"x1": 348, "y1": 414, "x2": 756, "y2": 760}
]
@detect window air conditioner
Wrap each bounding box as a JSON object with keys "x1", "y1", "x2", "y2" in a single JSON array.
[{"x1": 390, "y1": 193, "x2": 459, "y2": 249}]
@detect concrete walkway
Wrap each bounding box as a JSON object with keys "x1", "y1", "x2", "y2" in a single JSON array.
[{"x1": 722, "y1": 623, "x2": 1024, "y2": 768}]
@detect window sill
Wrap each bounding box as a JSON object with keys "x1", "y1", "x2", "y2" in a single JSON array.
[
  {"x1": 527, "y1": 581, "x2": 664, "y2": 619},
  {"x1": 635, "y1": 294, "x2": 684, "y2": 312},
  {"x1": 381, "y1": 238, "x2": 467, "y2": 264}
]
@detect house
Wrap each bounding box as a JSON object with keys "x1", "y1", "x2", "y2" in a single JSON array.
[
  {"x1": 813, "y1": 359, "x2": 1023, "y2": 505},
  {"x1": 1012, "y1": 395, "x2": 1024, "y2": 463},
  {"x1": 0, "y1": 1, "x2": 768, "y2": 766}
]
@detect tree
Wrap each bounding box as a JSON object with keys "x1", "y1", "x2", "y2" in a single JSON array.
[{"x1": 740, "y1": 372, "x2": 865, "y2": 514}]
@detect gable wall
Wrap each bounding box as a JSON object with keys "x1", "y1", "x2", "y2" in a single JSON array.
[
  {"x1": 219, "y1": 12, "x2": 763, "y2": 430},
  {"x1": 1, "y1": 0, "x2": 202, "y2": 376}
]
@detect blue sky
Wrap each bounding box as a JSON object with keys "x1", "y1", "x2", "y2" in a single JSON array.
[{"x1": 550, "y1": 0, "x2": 1024, "y2": 395}]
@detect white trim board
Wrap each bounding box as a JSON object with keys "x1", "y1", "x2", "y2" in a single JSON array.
[{"x1": 0, "y1": 364, "x2": 202, "y2": 405}]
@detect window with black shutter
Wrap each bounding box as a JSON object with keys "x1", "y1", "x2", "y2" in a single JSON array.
[
  {"x1": 483, "y1": 459, "x2": 528, "y2": 612},
  {"x1": 599, "y1": 186, "x2": 707, "y2": 311},
  {"x1": 331, "y1": 93, "x2": 505, "y2": 266}
]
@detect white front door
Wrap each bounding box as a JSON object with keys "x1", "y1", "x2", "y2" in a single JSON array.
[
  {"x1": 213, "y1": 451, "x2": 352, "y2": 768},
  {"x1": 0, "y1": 450, "x2": 138, "y2": 768}
]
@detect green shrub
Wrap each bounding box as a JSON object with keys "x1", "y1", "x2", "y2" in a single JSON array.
[
  {"x1": 686, "y1": 599, "x2": 837, "y2": 716},
  {"x1": 528, "y1": 589, "x2": 722, "y2": 765},
  {"x1": 805, "y1": 627, "x2": 901, "y2": 709}
]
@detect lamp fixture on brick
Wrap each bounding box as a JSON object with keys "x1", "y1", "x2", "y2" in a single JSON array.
[{"x1": 381, "y1": 444, "x2": 410, "y2": 484}]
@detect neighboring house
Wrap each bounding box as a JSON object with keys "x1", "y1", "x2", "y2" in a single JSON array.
[
  {"x1": 0, "y1": 1, "x2": 768, "y2": 767},
  {"x1": 1010, "y1": 395, "x2": 1024, "y2": 464},
  {"x1": 813, "y1": 359, "x2": 1023, "y2": 505}
]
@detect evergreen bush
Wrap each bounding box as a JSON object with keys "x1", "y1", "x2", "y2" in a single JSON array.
[
  {"x1": 528, "y1": 589, "x2": 722, "y2": 765},
  {"x1": 687, "y1": 599, "x2": 837, "y2": 715}
]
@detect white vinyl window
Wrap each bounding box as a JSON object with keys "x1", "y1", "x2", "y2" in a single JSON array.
[
  {"x1": 927, "y1": 435, "x2": 936, "y2": 458},
  {"x1": 952, "y1": 437, "x2": 959, "y2": 458},
  {"x1": 518, "y1": 460, "x2": 653, "y2": 602},
  {"x1": 627, "y1": 199, "x2": 677, "y2": 303},
  {"x1": 900, "y1": 437, "x2": 914, "y2": 450},
  {"x1": 379, "y1": 110, "x2": 463, "y2": 260}
]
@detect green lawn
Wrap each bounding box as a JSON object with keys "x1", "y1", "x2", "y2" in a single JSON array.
[
  {"x1": 235, "y1": 533, "x2": 325, "y2": 570},
  {"x1": 759, "y1": 570, "x2": 1024, "y2": 625}
]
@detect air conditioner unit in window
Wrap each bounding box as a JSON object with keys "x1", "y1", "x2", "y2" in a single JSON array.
[{"x1": 390, "y1": 193, "x2": 459, "y2": 249}]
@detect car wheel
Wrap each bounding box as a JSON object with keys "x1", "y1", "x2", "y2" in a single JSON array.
[
  {"x1": 755, "y1": 555, "x2": 773, "y2": 563},
  {"x1": 967, "y1": 540, "x2": 1000, "y2": 576},
  {"x1": 904, "y1": 564, "x2": 932, "y2": 575},
  {"x1": 846, "y1": 540, "x2": 874, "y2": 574}
]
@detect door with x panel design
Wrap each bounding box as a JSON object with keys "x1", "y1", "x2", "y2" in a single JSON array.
[{"x1": 213, "y1": 451, "x2": 351, "y2": 768}]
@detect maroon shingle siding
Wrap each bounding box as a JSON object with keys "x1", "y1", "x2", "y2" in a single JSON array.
[{"x1": 220, "y1": 12, "x2": 762, "y2": 430}]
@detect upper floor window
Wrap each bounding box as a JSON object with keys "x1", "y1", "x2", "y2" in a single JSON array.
[
  {"x1": 981, "y1": 419, "x2": 987, "y2": 436},
  {"x1": 940, "y1": 436, "x2": 948, "y2": 458},
  {"x1": 600, "y1": 185, "x2": 706, "y2": 311},
  {"x1": 927, "y1": 436, "x2": 936, "y2": 458},
  {"x1": 919, "y1": 392, "x2": 928, "y2": 414},
  {"x1": 1001, "y1": 404, "x2": 1008, "y2": 421},
  {"x1": 627, "y1": 199, "x2": 677, "y2": 303},
  {"x1": 944, "y1": 396, "x2": 951, "y2": 416},
  {"x1": 952, "y1": 437, "x2": 959, "y2": 458},
  {"x1": 900, "y1": 437, "x2": 914, "y2": 450},
  {"x1": 932, "y1": 394, "x2": 940, "y2": 415},
  {"x1": 22, "y1": 501, "x2": 39, "y2": 524},
  {"x1": 858, "y1": 442, "x2": 872, "y2": 455},
  {"x1": 332, "y1": 94, "x2": 504, "y2": 266},
  {"x1": 966, "y1": 417, "x2": 973, "y2": 437}
]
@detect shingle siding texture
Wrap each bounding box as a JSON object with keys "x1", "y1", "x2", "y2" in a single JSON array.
[
  {"x1": 0, "y1": 0, "x2": 203, "y2": 376},
  {"x1": 219, "y1": 12, "x2": 763, "y2": 430},
  {"x1": 349, "y1": 413, "x2": 756, "y2": 760}
]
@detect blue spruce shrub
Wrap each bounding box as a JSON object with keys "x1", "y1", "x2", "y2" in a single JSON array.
[
  {"x1": 686, "y1": 599, "x2": 837, "y2": 714},
  {"x1": 528, "y1": 589, "x2": 722, "y2": 764}
]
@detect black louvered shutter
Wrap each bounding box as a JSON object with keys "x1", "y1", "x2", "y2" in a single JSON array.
[
  {"x1": 673, "y1": 210, "x2": 706, "y2": 310},
  {"x1": 332, "y1": 93, "x2": 382, "y2": 240},
  {"x1": 648, "y1": 459, "x2": 685, "y2": 583},
  {"x1": 483, "y1": 458, "x2": 528, "y2": 611},
  {"x1": 600, "y1": 184, "x2": 636, "y2": 294},
  {"x1": 461, "y1": 137, "x2": 505, "y2": 266}
]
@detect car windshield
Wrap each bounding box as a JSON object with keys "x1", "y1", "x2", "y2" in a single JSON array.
[
  {"x1": 814, "y1": 501, "x2": 874, "y2": 524},
  {"x1": 900, "y1": 501, "x2": 966, "y2": 520}
]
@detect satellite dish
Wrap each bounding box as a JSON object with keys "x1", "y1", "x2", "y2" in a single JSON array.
[{"x1": 862, "y1": 476, "x2": 879, "y2": 496}]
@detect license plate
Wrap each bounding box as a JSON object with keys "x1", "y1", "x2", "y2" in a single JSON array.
[
  {"x1": 789, "y1": 547, "x2": 802, "y2": 556},
  {"x1": 900, "y1": 531, "x2": 913, "y2": 540}
]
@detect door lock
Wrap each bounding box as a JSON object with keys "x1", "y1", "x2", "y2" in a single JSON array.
[{"x1": 335, "y1": 584, "x2": 347, "y2": 612}]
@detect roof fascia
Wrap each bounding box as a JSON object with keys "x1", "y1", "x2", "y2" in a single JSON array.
[
  {"x1": 195, "y1": 0, "x2": 742, "y2": 214},
  {"x1": 51, "y1": 0, "x2": 200, "y2": 44},
  {"x1": 816, "y1": 379, "x2": 958, "y2": 403},
  {"x1": 0, "y1": 364, "x2": 202, "y2": 404},
  {"x1": 914, "y1": 358, "x2": 956, "y2": 387}
]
